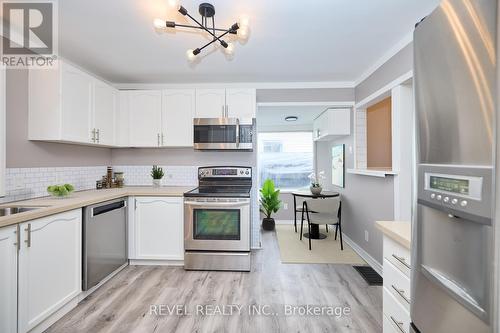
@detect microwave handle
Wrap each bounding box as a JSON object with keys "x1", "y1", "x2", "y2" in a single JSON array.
[{"x1": 236, "y1": 118, "x2": 240, "y2": 148}]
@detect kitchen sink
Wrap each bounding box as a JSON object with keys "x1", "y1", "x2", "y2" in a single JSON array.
[{"x1": 0, "y1": 206, "x2": 45, "y2": 217}]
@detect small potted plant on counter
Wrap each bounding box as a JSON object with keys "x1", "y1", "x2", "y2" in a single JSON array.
[
  {"x1": 259, "y1": 179, "x2": 282, "y2": 231},
  {"x1": 309, "y1": 171, "x2": 326, "y2": 195},
  {"x1": 151, "y1": 165, "x2": 164, "y2": 187}
]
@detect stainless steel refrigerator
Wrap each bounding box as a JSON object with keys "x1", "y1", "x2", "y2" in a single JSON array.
[{"x1": 412, "y1": 0, "x2": 497, "y2": 332}]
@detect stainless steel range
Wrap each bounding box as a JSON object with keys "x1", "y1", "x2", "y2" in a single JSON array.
[{"x1": 183, "y1": 166, "x2": 252, "y2": 271}]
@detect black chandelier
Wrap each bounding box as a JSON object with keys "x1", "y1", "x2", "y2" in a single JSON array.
[{"x1": 154, "y1": 1, "x2": 249, "y2": 60}]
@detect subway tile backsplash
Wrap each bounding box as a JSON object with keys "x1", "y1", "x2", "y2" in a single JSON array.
[
  {"x1": 113, "y1": 165, "x2": 198, "y2": 187},
  {"x1": 1, "y1": 166, "x2": 108, "y2": 203}
]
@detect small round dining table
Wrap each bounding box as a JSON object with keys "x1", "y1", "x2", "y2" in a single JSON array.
[{"x1": 291, "y1": 190, "x2": 340, "y2": 239}]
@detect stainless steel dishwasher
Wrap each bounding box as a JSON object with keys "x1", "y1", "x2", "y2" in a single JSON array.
[{"x1": 83, "y1": 198, "x2": 127, "y2": 291}]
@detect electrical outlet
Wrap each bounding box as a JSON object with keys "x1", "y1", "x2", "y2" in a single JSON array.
[
  {"x1": 283, "y1": 203, "x2": 288, "y2": 210},
  {"x1": 364, "y1": 230, "x2": 369, "y2": 242},
  {"x1": 14, "y1": 175, "x2": 24, "y2": 189}
]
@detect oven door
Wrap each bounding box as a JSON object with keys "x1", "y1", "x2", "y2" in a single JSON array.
[
  {"x1": 193, "y1": 118, "x2": 254, "y2": 150},
  {"x1": 184, "y1": 198, "x2": 250, "y2": 251}
]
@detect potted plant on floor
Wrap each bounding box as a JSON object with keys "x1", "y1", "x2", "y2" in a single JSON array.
[
  {"x1": 151, "y1": 165, "x2": 164, "y2": 187},
  {"x1": 259, "y1": 179, "x2": 282, "y2": 231},
  {"x1": 309, "y1": 171, "x2": 326, "y2": 195}
]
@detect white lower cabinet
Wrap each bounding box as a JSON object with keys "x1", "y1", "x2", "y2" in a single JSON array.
[
  {"x1": 382, "y1": 235, "x2": 411, "y2": 333},
  {"x1": 0, "y1": 225, "x2": 18, "y2": 333},
  {"x1": 132, "y1": 197, "x2": 184, "y2": 260},
  {"x1": 18, "y1": 209, "x2": 82, "y2": 333}
]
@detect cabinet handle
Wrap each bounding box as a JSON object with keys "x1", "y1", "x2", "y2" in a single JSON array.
[
  {"x1": 91, "y1": 128, "x2": 96, "y2": 142},
  {"x1": 391, "y1": 284, "x2": 411, "y2": 304},
  {"x1": 225, "y1": 105, "x2": 228, "y2": 117},
  {"x1": 392, "y1": 254, "x2": 411, "y2": 269},
  {"x1": 390, "y1": 316, "x2": 406, "y2": 333},
  {"x1": 24, "y1": 223, "x2": 31, "y2": 248},
  {"x1": 14, "y1": 224, "x2": 20, "y2": 251},
  {"x1": 221, "y1": 105, "x2": 225, "y2": 118},
  {"x1": 161, "y1": 133, "x2": 164, "y2": 146},
  {"x1": 157, "y1": 133, "x2": 160, "y2": 146},
  {"x1": 96, "y1": 129, "x2": 100, "y2": 143}
]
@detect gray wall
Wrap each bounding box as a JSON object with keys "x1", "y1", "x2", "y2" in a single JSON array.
[
  {"x1": 355, "y1": 43, "x2": 413, "y2": 103},
  {"x1": 257, "y1": 88, "x2": 355, "y2": 103},
  {"x1": 313, "y1": 43, "x2": 413, "y2": 264},
  {"x1": 6, "y1": 69, "x2": 112, "y2": 168},
  {"x1": 111, "y1": 148, "x2": 255, "y2": 167},
  {"x1": 315, "y1": 135, "x2": 394, "y2": 263}
]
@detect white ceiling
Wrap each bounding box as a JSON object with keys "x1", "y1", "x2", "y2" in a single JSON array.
[
  {"x1": 257, "y1": 105, "x2": 330, "y2": 130},
  {"x1": 58, "y1": 0, "x2": 440, "y2": 84}
]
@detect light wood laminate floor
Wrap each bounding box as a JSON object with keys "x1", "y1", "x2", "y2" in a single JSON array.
[{"x1": 46, "y1": 231, "x2": 382, "y2": 333}]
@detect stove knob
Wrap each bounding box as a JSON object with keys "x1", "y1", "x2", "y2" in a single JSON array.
[
  {"x1": 443, "y1": 197, "x2": 450, "y2": 203},
  {"x1": 240, "y1": 170, "x2": 244, "y2": 174},
  {"x1": 451, "y1": 198, "x2": 458, "y2": 205},
  {"x1": 430, "y1": 193, "x2": 436, "y2": 199},
  {"x1": 245, "y1": 171, "x2": 249, "y2": 175},
  {"x1": 436, "y1": 195, "x2": 442, "y2": 201},
  {"x1": 460, "y1": 200, "x2": 468, "y2": 207}
]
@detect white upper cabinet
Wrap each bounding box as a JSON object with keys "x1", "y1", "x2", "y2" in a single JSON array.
[
  {"x1": 195, "y1": 89, "x2": 226, "y2": 118},
  {"x1": 195, "y1": 88, "x2": 255, "y2": 118},
  {"x1": 313, "y1": 108, "x2": 351, "y2": 141},
  {"x1": 18, "y1": 209, "x2": 82, "y2": 333},
  {"x1": 93, "y1": 80, "x2": 117, "y2": 145},
  {"x1": 29, "y1": 60, "x2": 116, "y2": 146},
  {"x1": 162, "y1": 89, "x2": 195, "y2": 147},
  {"x1": 0, "y1": 226, "x2": 17, "y2": 333},
  {"x1": 60, "y1": 63, "x2": 93, "y2": 143},
  {"x1": 225, "y1": 89, "x2": 256, "y2": 118},
  {"x1": 128, "y1": 90, "x2": 163, "y2": 147}
]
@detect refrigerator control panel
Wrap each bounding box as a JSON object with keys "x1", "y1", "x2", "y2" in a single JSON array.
[{"x1": 418, "y1": 164, "x2": 493, "y2": 224}]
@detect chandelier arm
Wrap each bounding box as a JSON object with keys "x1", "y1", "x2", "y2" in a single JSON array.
[
  {"x1": 171, "y1": 23, "x2": 236, "y2": 34},
  {"x1": 196, "y1": 29, "x2": 232, "y2": 53},
  {"x1": 185, "y1": 12, "x2": 226, "y2": 45}
]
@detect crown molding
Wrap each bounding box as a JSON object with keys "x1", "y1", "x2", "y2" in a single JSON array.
[
  {"x1": 113, "y1": 81, "x2": 355, "y2": 90},
  {"x1": 354, "y1": 31, "x2": 414, "y2": 87}
]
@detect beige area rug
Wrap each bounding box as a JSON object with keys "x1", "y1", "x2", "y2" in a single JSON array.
[{"x1": 275, "y1": 225, "x2": 366, "y2": 265}]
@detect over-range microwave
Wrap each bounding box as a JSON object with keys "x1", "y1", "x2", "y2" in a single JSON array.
[{"x1": 193, "y1": 118, "x2": 255, "y2": 151}]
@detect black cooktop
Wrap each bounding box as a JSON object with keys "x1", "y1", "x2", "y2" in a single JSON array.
[{"x1": 184, "y1": 186, "x2": 251, "y2": 198}]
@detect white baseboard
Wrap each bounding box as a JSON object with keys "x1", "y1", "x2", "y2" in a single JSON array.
[
  {"x1": 275, "y1": 219, "x2": 294, "y2": 225},
  {"x1": 342, "y1": 233, "x2": 383, "y2": 276}
]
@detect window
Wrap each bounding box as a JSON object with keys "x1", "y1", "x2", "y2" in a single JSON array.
[{"x1": 258, "y1": 132, "x2": 314, "y2": 189}]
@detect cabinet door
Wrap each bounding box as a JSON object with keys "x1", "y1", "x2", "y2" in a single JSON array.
[
  {"x1": 195, "y1": 89, "x2": 226, "y2": 118},
  {"x1": 18, "y1": 210, "x2": 82, "y2": 333},
  {"x1": 162, "y1": 89, "x2": 195, "y2": 147},
  {"x1": 225, "y1": 88, "x2": 256, "y2": 118},
  {"x1": 0, "y1": 226, "x2": 17, "y2": 333},
  {"x1": 134, "y1": 197, "x2": 184, "y2": 260},
  {"x1": 128, "y1": 91, "x2": 162, "y2": 147},
  {"x1": 60, "y1": 63, "x2": 93, "y2": 143},
  {"x1": 93, "y1": 80, "x2": 116, "y2": 146}
]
